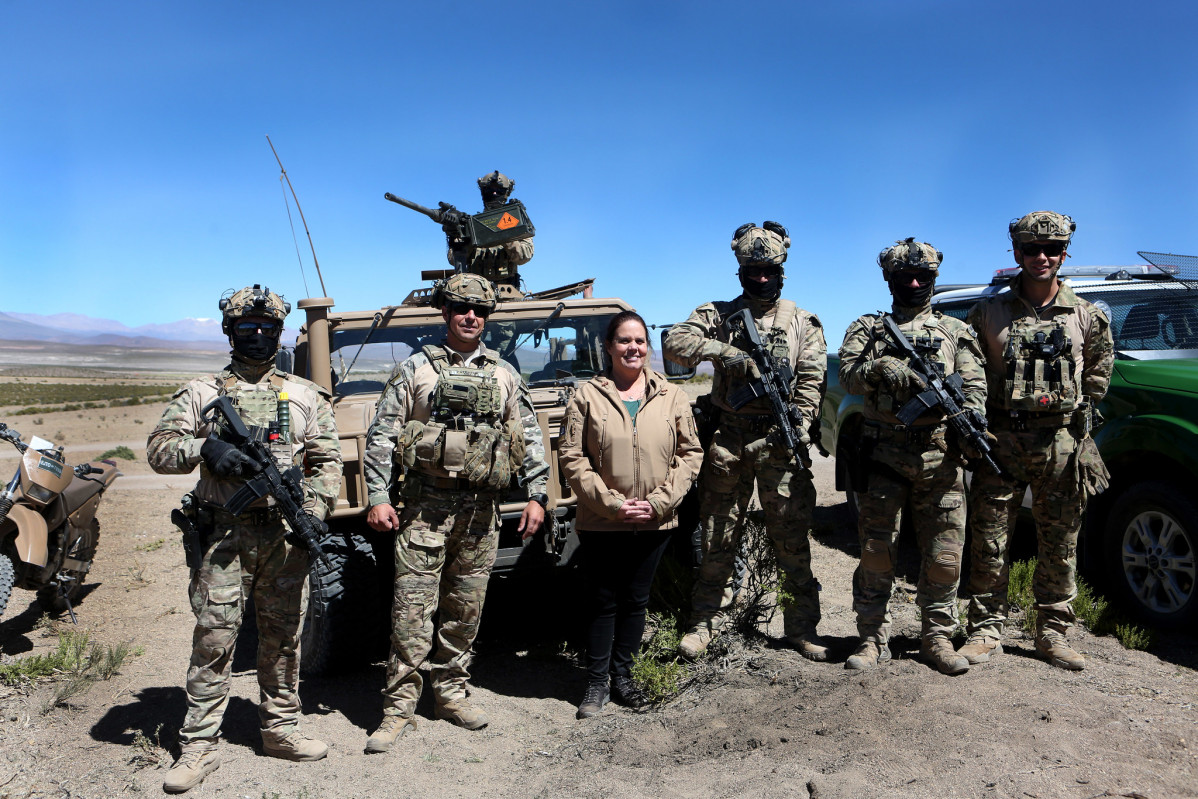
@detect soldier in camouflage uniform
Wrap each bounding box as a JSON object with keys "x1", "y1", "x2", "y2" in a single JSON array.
[
  {"x1": 962, "y1": 211, "x2": 1114, "y2": 671},
  {"x1": 664, "y1": 222, "x2": 828, "y2": 661},
  {"x1": 362, "y1": 272, "x2": 548, "y2": 753},
  {"x1": 444, "y1": 171, "x2": 533, "y2": 287},
  {"x1": 148, "y1": 285, "x2": 342, "y2": 794},
  {"x1": 838, "y1": 239, "x2": 987, "y2": 674}
]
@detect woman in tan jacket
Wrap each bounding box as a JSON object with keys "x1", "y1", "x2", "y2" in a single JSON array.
[{"x1": 559, "y1": 310, "x2": 703, "y2": 718}]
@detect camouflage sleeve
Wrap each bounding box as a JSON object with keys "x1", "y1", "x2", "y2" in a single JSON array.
[
  {"x1": 662, "y1": 303, "x2": 721, "y2": 368},
  {"x1": 838, "y1": 317, "x2": 878, "y2": 396},
  {"x1": 790, "y1": 312, "x2": 827, "y2": 425},
  {"x1": 301, "y1": 392, "x2": 342, "y2": 520},
  {"x1": 1082, "y1": 303, "x2": 1115, "y2": 403},
  {"x1": 502, "y1": 238, "x2": 533, "y2": 267},
  {"x1": 953, "y1": 322, "x2": 988, "y2": 416},
  {"x1": 510, "y1": 372, "x2": 549, "y2": 495},
  {"x1": 146, "y1": 383, "x2": 203, "y2": 475},
  {"x1": 364, "y1": 361, "x2": 414, "y2": 507}
]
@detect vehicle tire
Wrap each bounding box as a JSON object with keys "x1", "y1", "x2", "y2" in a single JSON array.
[
  {"x1": 0, "y1": 549, "x2": 15, "y2": 619},
  {"x1": 300, "y1": 522, "x2": 389, "y2": 676},
  {"x1": 1104, "y1": 481, "x2": 1198, "y2": 629},
  {"x1": 37, "y1": 519, "x2": 99, "y2": 615}
]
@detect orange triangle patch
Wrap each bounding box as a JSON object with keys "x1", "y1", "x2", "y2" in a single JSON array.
[{"x1": 497, "y1": 212, "x2": 519, "y2": 230}]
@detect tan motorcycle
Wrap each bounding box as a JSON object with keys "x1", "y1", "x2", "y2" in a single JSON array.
[{"x1": 0, "y1": 423, "x2": 120, "y2": 621}]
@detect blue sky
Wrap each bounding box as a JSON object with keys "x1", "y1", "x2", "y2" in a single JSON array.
[{"x1": 3, "y1": 1, "x2": 1197, "y2": 345}]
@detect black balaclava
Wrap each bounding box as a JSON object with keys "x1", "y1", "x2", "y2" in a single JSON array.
[
  {"x1": 740, "y1": 266, "x2": 783, "y2": 302},
  {"x1": 231, "y1": 333, "x2": 280, "y2": 365},
  {"x1": 888, "y1": 277, "x2": 934, "y2": 308}
]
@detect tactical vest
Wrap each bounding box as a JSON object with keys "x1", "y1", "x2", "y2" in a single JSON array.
[
  {"x1": 870, "y1": 312, "x2": 953, "y2": 421},
  {"x1": 715, "y1": 299, "x2": 800, "y2": 413},
  {"x1": 217, "y1": 369, "x2": 294, "y2": 466},
  {"x1": 1002, "y1": 316, "x2": 1080, "y2": 412},
  {"x1": 408, "y1": 345, "x2": 523, "y2": 489}
]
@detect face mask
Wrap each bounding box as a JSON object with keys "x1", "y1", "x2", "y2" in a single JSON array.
[
  {"x1": 232, "y1": 333, "x2": 279, "y2": 364},
  {"x1": 741, "y1": 271, "x2": 782, "y2": 301},
  {"x1": 889, "y1": 278, "x2": 934, "y2": 307}
]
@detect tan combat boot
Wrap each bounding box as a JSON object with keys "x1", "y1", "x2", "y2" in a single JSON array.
[
  {"x1": 958, "y1": 633, "x2": 1003, "y2": 664},
  {"x1": 163, "y1": 742, "x2": 220, "y2": 794},
  {"x1": 921, "y1": 636, "x2": 970, "y2": 675},
  {"x1": 787, "y1": 631, "x2": 830, "y2": 662},
  {"x1": 678, "y1": 624, "x2": 717, "y2": 660},
  {"x1": 261, "y1": 728, "x2": 328, "y2": 761},
  {"x1": 844, "y1": 640, "x2": 891, "y2": 670},
  {"x1": 364, "y1": 715, "x2": 417, "y2": 754},
  {"x1": 435, "y1": 698, "x2": 490, "y2": 730},
  {"x1": 1035, "y1": 630, "x2": 1085, "y2": 671}
]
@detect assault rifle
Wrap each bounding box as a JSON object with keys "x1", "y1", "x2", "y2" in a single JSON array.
[
  {"x1": 721, "y1": 307, "x2": 812, "y2": 468},
  {"x1": 384, "y1": 191, "x2": 535, "y2": 271},
  {"x1": 880, "y1": 314, "x2": 1003, "y2": 475},
  {"x1": 201, "y1": 396, "x2": 332, "y2": 569}
]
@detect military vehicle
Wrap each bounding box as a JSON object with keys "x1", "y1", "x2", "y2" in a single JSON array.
[{"x1": 284, "y1": 274, "x2": 637, "y2": 674}]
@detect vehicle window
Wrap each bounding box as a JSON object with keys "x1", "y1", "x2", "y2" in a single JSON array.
[
  {"x1": 1081, "y1": 287, "x2": 1198, "y2": 354},
  {"x1": 935, "y1": 301, "x2": 974, "y2": 322},
  {"x1": 328, "y1": 313, "x2": 616, "y2": 396}
]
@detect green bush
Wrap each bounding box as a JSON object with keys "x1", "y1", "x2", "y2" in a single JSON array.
[
  {"x1": 99, "y1": 445, "x2": 137, "y2": 460},
  {"x1": 631, "y1": 613, "x2": 688, "y2": 703}
]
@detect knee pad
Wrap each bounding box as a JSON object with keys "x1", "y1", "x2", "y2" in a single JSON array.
[
  {"x1": 861, "y1": 538, "x2": 891, "y2": 572},
  {"x1": 927, "y1": 550, "x2": 960, "y2": 585}
]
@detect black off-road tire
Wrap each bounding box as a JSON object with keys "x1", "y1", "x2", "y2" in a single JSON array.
[
  {"x1": 300, "y1": 522, "x2": 389, "y2": 676},
  {"x1": 0, "y1": 550, "x2": 15, "y2": 619},
  {"x1": 1104, "y1": 481, "x2": 1198, "y2": 630},
  {"x1": 36, "y1": 520, "x2": 100, "y2": 615}
]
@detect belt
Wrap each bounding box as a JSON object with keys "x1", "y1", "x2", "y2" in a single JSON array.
[
  {"x1": 863, "y1": 420, "x2": 945, "y2": 446},
  {"x1": 720, "y1": 413, "x2": 775, "y2": 434},
  {"x1": 200, "y1": 502, "x2": 283, "y2": 526},
  {"x1": 994, "y1": 410, "x2": 1075, "y2": 431},
  {"x1": 406, "y1": 473, "x2": 493, "y2": 493}
]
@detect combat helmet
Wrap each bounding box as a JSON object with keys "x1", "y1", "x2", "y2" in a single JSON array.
[
  {"x1": 431, "y1": 272, "x2": 498, "y2": 312},
  {"x1": 1009, "y1": 210, "x2": 1075, "y2": 247},
  {"x1": 478, "y1": 171, "x2": 515, "y2": 208},
  {"x1": 878, "y1": 238, "x2": 943, "y2": 275},
  {"x1": 219, "y1": 284, "x2": 290, "y2": 336},
  {"x1": 732, "y1": 221, "x2": 790, "y2": 267}
]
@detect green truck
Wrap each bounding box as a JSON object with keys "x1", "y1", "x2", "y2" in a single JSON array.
[{"x1": 820, "y1": 261, "x2": 1198, "y2": 629}]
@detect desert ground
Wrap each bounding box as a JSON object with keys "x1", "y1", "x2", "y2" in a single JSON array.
[{"x1": 0, "y1": 370, "x2": 1195, "y2": 799}]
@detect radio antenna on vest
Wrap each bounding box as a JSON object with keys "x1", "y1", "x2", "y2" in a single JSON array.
[{"x1": 266, "y1": 135, "x2": 328, "y2": 297}]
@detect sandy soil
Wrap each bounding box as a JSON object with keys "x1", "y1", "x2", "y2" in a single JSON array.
[{"x1": 1, "y1": 398, "x2": 1196, "y2": 799}]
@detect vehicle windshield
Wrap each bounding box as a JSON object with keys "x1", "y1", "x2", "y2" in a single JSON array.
[
  {"x1": 936, "y1": 283, "x2": 1198, "y2": 361},
  {"x1": 328, "y1": 312, "x2": 615, "y2": 396},
  {"x1": 1082, "y1": 286, "x2": 1198, "y2": 359}
]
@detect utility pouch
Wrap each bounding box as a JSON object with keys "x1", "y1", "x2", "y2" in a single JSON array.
[
  {"x1": 394, "y1": 419, "x2": 425, "y2": 471},
  {"x1": 413, "y1": 421, "x2": 447, "y2": 471},
  {"x1": 443, "y1": 429, "x2": 469, "y2": 473}
]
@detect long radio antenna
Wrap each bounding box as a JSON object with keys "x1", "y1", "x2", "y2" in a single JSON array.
[{"x1": 266, "y1": 135, "x2": 328, "y2": 297}]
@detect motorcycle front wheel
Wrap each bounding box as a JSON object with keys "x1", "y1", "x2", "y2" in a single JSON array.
[{"x1": 37, "y1": 519, "x2": 100, "y2": 614}]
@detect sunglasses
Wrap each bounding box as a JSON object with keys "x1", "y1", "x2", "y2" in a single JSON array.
[
  {"x1": 449, "y1": 302, "x2": 490, "y2": 319},
  {"x1": 741, "y1": 265, "x2": 780, "y2": 279},
  {"x1": 232, "y1": 320, "x2": 282, "y2": 337},
  {"x1": 1019, "y1": 242, "x2": 1066, "y2": 258},
  {"x1": 892, "y1": 270, "x2": 934, "y2": 286}
]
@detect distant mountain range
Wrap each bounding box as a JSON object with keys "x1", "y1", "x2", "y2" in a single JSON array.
[{"x1": 0, "y1": 311, "x2": 231, "y2": 351}]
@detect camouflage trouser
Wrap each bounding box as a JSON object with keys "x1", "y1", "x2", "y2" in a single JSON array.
[
  {"x1": 690, "y1": 422, "x2": 819, "y2": 637},
  {"x1": 967, "y1": 424, "x2": 1085, "y2": 638},
  {"x1": 853, "y1": 438, "x2": 965, "y2": 644},
  {"x1": 179, "y1": 512, "x2": 310, "y2": 745},
  {"x1": 381, "y1": 488, "x2": 499, "y2": 718}
]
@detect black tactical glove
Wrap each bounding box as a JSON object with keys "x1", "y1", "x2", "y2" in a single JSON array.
[
  {"x1": 200, "y1": 438, "x2": 260, "y2": 479},
  {"x1": 285, "y1": 511, "x2": 328, "y2": 551}
]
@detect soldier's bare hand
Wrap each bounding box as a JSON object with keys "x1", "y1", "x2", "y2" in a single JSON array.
[
  {"x1": 519, "y1": 500, "x2": 545, "y2": 539},
  {"x1": 367, "y1": 503, "x2": 400, "y2": 532}
]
